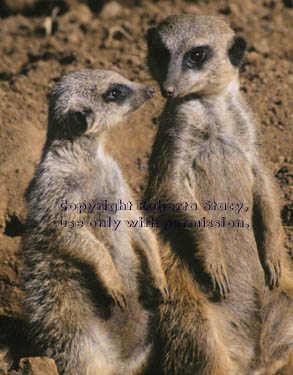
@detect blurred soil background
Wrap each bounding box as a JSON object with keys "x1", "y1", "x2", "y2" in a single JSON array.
[{"x1": 0, "y1": 0, "x2": 292, "y2": 373}]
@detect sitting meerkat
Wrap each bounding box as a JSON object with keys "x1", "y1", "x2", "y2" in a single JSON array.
[
  {"x1": 21, "y1": 69, "x2": 168, "y2": 375},
  {"x1": 145, "y1": 15, "x2": 293, "y2": 375}
]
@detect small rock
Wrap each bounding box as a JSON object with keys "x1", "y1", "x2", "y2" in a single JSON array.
[
  {"x1": 2, "y1": 0, "x2": 36, "y2": 12},
  {"x1": 247, "y1": 51, "x2": 259, "y2": 63},
  {"x1": 0, "y1": 345, "x2": 13, "y2": 374},
  {"x1": 19, "y1": 357, "x2": 59, "y2": 375},
  {"x1": 100, "y1": 1, "x2": 123, "y2": 19},
  {"x1": 61, "y1": 4, "x2": 92, "y2": 25},
  {"x1": 0, "y1": 361, "x2": 8, "y2": 375},
  {"x1": 74, "y1": 4, "x2": 92, "y2": 24},
  {"x1": 257, "y1": 39, "x2": 270, "y2": 55}
]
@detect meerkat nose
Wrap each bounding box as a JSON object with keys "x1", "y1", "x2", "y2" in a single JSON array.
[
  {"x1": 163, "y1": 86, "x2": 175, "y2": 98},
  {"x1": 147, "y1": 86, "x2": 155, "y2": 97}
]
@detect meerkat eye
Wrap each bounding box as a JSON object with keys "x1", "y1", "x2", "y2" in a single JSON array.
[
  {"x1": 108, "y1": 88, "x2": 120, "y2": 99},
  {"x1": 103, "y1": 84, "x2": 132, "y2": 104},
  {"x1": 190, "y1": 48, "x2": 206, "y2": 62},
  {"x1": 184, "y1": 46, "x2": 212, "y2": 69}
]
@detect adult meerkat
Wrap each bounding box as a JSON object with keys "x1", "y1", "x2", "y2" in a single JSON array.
[
  {"x1": 145, "y1": 15, "x2": 293, "y2": 375},
  {"x1": 21, "y1": 69, "x2": 168, "y2": 375}
]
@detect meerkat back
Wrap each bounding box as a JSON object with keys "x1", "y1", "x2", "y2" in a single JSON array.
[{"x1": 21, "y1": 69, "x2": 167, "y2": 375}]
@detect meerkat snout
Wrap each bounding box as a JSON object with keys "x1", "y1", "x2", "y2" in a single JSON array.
[
  {"x1": 163, "y1": 85, "x2": 175, "y2": 98},
  {"x1": 146, "y1": 86, "x2": 155, "y2": 96},
  {"x1": 147, "y1": 15, "x2": 246, "y2": 98}
]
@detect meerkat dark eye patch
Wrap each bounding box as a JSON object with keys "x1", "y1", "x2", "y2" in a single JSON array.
[
  {"x1": 228, "y1": 36, "x2": 246, "y2": 67},
  {"x1": 147, "y1": 28, "x2": 170, "y2": 82},
  {"x1": 147, "y1": 29, "x2": 170, "y2": 66},
  {"x1": 184, "y1": 46, "x2": 212, "y2": 70},
  {"x1": 103, "y1": 84, "x2": 132, "y2": 104}
]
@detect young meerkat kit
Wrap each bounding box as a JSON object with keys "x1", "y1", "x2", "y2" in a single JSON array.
[
  {"x1": 21, "y1": 69, "x2": 168, "y2": 375},
  {"x1": 145, "y1": 15, "x2": 293, "y2": 375}
]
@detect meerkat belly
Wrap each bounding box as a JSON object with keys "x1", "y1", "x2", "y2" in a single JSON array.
[
  {"x1": 86, "y1": 237, "x2": 151, "y2": 373},
  {"x1": 192, "y1": 140, "x2": 263, "y2": 283},
  {"x1": 83, "y1": 181, "x2": 151, "y2": 349},
  {"x1": 190, "y1": 141, "x2": 264, "y2": 356},
  {"x1": 85, "y1": 194, "x2": 140, "y2": 292},
  {"x1": 89, "y1": 302, "x2": 151, "y2": 372}
]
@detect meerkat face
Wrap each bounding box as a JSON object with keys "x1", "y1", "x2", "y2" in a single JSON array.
[
  {"x1": 147, "y1": 15, "x2": 246, "y2": 98},
  {"x1": 48, "y1": 69, "x2": 154, "y2": 140}
]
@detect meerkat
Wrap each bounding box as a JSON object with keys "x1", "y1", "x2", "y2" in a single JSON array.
[
  {"x1": 21, "y1": 69, "x2": 168, "y2": 375},
  {"x1": 144, "y1": 15, "x2": 293, "y2": 375}
]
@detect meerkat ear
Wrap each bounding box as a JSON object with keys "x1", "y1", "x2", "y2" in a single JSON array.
[
  {"x1": 68, "y1": 109, "x2": 92, "y2": 136},
  {"x1": 146, "y1": 27, "x2": 157, "y2": 47},
  {"x1": 228, "y1": 36, "x2": 246, "y2": 67}
]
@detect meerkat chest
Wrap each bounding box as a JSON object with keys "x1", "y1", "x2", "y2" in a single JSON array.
[
  {"x1": 176, "y1": 99, "x2": 255, "y2": 190},
  {"x1": 178, "y1": 98, "x2": 251, "y2": 159},
  {"x1": 85, "y1": 154, "x2": 126, "y2": 197},
  {"x1": 179, "y1": 98, "x2": 233, "y2": 136}
]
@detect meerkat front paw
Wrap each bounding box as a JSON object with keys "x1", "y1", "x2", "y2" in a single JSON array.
[
  {"x1": 206, "y1": 261, "x2": 230, "y2": 298},
  {"x1": 152, "y1": 273, "x2": 169, "y2": 301},
  {"x1": 200, "y1": 233, "x2": 230, "y2": 297},
  {"x1": 263, "y1": 252, "x2": 281, "y2": 289},
  {"x1": 110, "y1": 289, "x2": 128, "y2": 311},
  {"x1": 108, "y1": 285, "x2": 128, "y2": 311}
]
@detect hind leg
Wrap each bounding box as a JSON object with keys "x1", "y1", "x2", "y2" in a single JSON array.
[
  {"x1": 259, "y1": 290, "x2": 293, "y2": 375},
  {"x1": 55, "y1": 333, "x2": 115, "y2": 375},
  {"x1": 158, "y1": 302, "x2": 240, "y2": 375},
  {"x1": 22, "y1": 257, "x2": 119, "y2": 375},
  {"x1": 26, "y1": 303, "x2": 116, "y2": 375},
  {"x1": 265, "y1": 351, "x2": 293, "y2": 375},
  {"x1": 256, "y1": 351, "x2": 293, "y2": 375},
  {"x1": 279, "y1": 351, "x2": 293, "y2": 375}
]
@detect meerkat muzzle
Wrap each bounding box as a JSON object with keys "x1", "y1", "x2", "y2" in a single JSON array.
[{"x1": 146, "y1": 86, "x2": 155, "y2": 97}]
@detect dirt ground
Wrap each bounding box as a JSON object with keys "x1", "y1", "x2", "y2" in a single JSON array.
[{"x1": 0, "y1": 0, "x2": 292, "y2": 373}]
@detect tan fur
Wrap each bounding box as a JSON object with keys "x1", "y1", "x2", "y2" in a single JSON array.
[
  {"x1": 145, "y1": 15, "x2": 293, "y2": 375},
  {"x1": 21, "y1": 69, "x2": 168, "y2": 375}
]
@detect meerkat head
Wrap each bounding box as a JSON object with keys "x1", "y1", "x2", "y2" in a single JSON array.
[
  {"x1": 147, "y1": 15, "x2": 246, "y2": 98},
  {"x1": 47, "y1": 69, "x2": 154, "y2": 142}
]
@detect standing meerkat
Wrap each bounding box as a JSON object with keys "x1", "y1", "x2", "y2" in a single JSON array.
[
  {"x1": 145, "y1": 15, "x2": 293, "y2": 375},
  {"x1": 21, "y1": 69, "x2": 168, "y2": 375}
]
